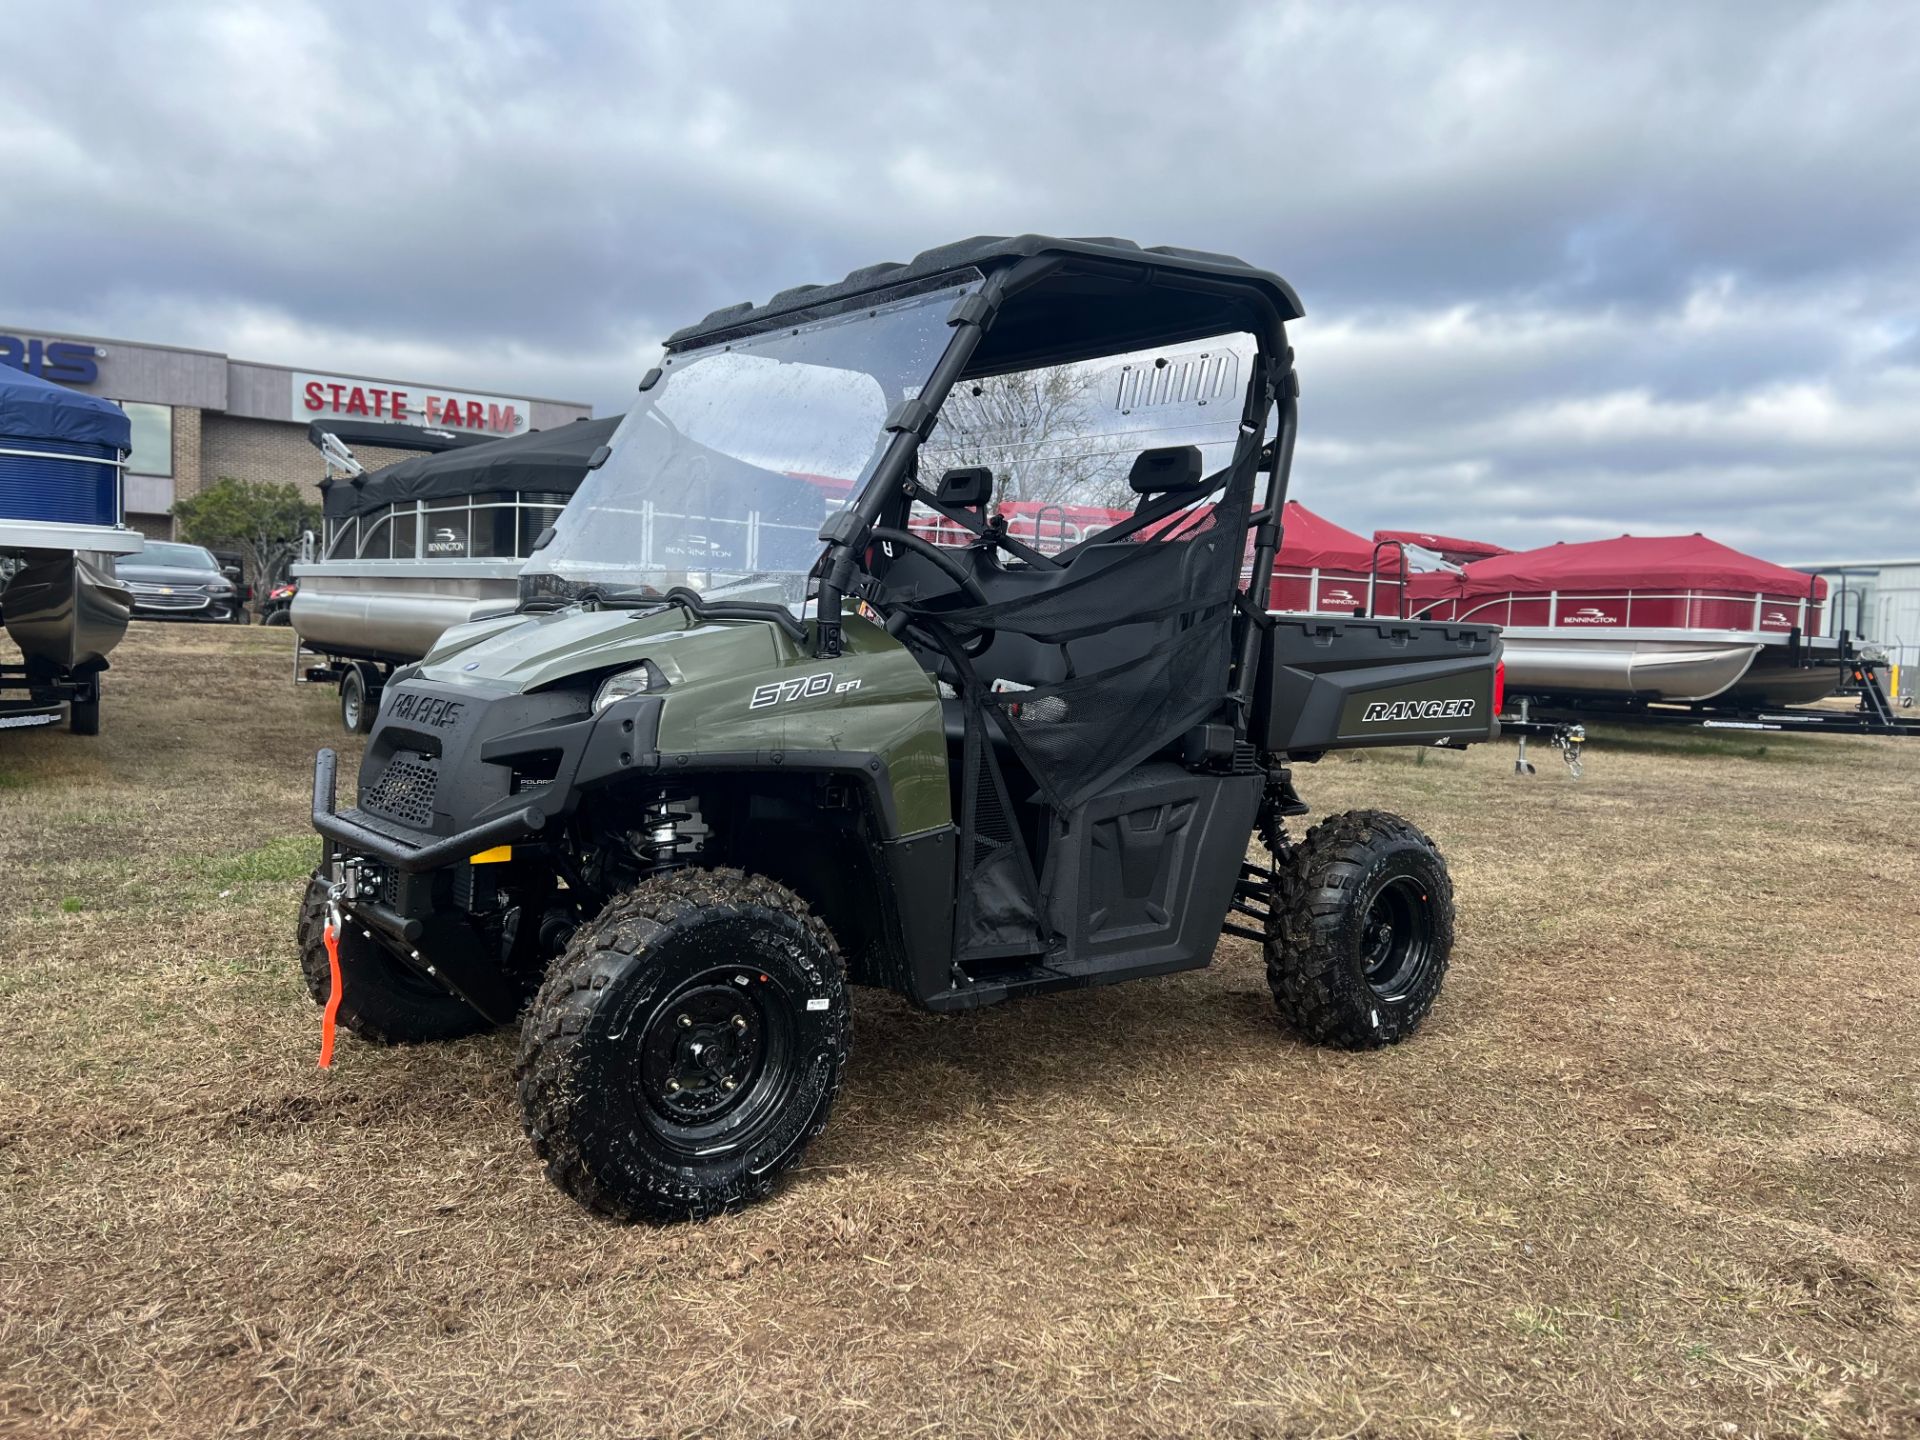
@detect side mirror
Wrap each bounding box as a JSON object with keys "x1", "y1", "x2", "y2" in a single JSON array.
[{"x1": 221, "y1": 565, "x2": 243, "y2": 581}]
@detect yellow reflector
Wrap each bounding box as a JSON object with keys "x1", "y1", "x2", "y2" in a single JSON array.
[{"x1": 470, "y1": 846, "x2": 514, "y2": 865}]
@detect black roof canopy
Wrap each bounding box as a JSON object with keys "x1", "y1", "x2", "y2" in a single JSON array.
[
  {"x1": 664, "y1": 234, "x2": 1304, "y2": 374},
  {"x1": 320, "y1": 416, "x2": 621, "y2": 520}
]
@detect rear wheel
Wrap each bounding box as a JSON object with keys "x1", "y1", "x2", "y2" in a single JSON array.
[
  {"x1": 296, "y1": 874, "x2": 490, "y2": 1044},
  {"x1": 517, "y1": 868, "x2": 849, "y2": 1222},
  {"x1": 1265, "y1": 810, "x2": 1453, "y2": 1048}
]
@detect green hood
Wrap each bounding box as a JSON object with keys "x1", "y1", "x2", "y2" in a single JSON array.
[
  {"x1": 418, "y1": 605, "x2": 781, "y2": 694},
  {"x1": 412, "y1": 601, "x2": 950, "y2": 834}
]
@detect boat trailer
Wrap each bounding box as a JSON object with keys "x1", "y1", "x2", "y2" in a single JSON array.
[
  {"x1": 1499, "y1": 701, "x2": 1587, "y2": 776},
  {"x1": 1519, "y1": 657, "x2": 1919, "y2": 740}
]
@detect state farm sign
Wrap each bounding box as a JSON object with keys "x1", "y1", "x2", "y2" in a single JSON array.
[{"x1": 293, "y1": 371, "x2": 531, "y2": 434}]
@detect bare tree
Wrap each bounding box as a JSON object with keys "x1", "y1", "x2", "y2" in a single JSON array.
[{"x1": 922, "y1": 361, "x2": 1134, "y2": 510}]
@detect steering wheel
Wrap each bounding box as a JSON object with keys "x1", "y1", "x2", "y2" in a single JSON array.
[{"x1": 868, "y1": 526, "x2": 993, "y2": 658}]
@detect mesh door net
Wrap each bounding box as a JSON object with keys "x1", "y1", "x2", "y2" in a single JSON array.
[
  {"x1": 922, "y1": 466, "x2": 1254, "y2": 962},
  {"x1": 940, "y1": 470, "x2": 1253, "y2": 815},
  {"x1": 898, "y1": 347, "x2": 1272, "y2": 963}
]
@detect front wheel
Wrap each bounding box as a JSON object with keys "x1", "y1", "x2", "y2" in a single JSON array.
[
  {"x1": 517, "y1": 868, "x2": 850, "y2": 1223},
  {"x1": 1265, "y1": 810, "x2": 1454, "y2": 1048}
]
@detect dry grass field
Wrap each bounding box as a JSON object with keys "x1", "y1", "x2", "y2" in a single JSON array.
[{"x1": 2, "y1": 623, "x2": 1917, "y2": 1439}]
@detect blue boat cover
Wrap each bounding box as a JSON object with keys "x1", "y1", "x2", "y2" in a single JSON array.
[{"x1": 0, "y1": 364, "x2": 131, "y2": 450}]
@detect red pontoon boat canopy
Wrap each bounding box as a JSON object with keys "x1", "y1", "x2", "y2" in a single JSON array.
[
  {"x1": 1269, "y1": 503, "x2": 1421, "y2": 614},
  {"x1": 1454, "y1": 534, "x2": 1825, "y2": 600},
  {"x1": 1418, "y1": 533, "x2": 1828, "y2": 635},
  {"x1": 1281, "y1": 502, "x2": 1387, "y2": 571},
  {"x1": 1374, "y1": 529, "x2": 1510, "y2": 565}
]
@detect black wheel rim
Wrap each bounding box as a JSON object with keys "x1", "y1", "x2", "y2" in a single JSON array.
[
  {"x1": 635, "y1": 966, "x2": 799, "y2": 1156},
  {"x1": 1359, "y1": 874, "x2": 1437, "y2": 1003}
]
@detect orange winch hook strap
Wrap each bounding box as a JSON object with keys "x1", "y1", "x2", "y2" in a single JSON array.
[{"x1": 318, "y1": 904, "x2": 344, "y2": 1069}]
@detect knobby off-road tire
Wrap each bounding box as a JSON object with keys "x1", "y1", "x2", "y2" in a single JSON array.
[
  {"x1": 297, "y1": 873, "x2": 491, "y2": 1044},
  {"x1": 517, "y1": 868, "x2": 850, "y2": 1223},
  {"x1": 1266, "y1": 809, "x2": 1454, "y2": 1049}
]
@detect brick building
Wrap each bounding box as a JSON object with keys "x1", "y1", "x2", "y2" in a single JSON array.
[{"x1": 0, "y1": 326, "x2": 593, "y2": 539}]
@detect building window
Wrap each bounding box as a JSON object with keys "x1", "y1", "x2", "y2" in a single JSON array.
[{"x1": 120, "y1": 402, "x2": 174, "y2": 477}]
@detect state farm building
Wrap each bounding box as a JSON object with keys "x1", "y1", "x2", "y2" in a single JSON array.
[{"x1": 0, "y1": 326, "x2": 592, "y2": 540}]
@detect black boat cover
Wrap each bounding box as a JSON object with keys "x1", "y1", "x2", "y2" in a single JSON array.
[{"x1": 320, "y1": 416, "x2": 621, "y2": 520}]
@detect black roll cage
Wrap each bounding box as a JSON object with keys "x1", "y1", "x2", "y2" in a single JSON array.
[{"x1": 805, "y1": 254, "x2": 1299, "y2": 739}]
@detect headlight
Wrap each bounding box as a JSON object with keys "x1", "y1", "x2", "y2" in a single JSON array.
[{"x1": 594, "y1": 663, "x2": 660, "y2": 713}]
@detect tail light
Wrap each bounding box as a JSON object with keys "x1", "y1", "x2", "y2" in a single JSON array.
[{"x1": 1493, "y1": 659, "x2": 1506, "y2": 716}]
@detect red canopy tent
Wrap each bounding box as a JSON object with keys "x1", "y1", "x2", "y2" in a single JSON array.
[{"x1": 1418, "y1": 534, "x2": 1828, "y2": 635}]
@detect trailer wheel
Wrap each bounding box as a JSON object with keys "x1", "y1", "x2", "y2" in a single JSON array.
[
  {"x1": 1266, "y1": 810, "x2": 1453, "y2": 1049},
  {"x1": 296, "y1": 874, "x2": 490, "y2": 1044},
  {"x1": 68, "y1": 681, "x2": 101, "y2": 736},
  {"x1": 339, "y1": 666, "x2": 376, "y2": 734},
  {"x1": 517, "y1": 868, "x2": 849, "y2": 1223}
]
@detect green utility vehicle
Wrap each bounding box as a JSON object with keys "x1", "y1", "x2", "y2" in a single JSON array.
[{"x1": 303, "y1": 236, "x2": 1502, "y2": 1221}]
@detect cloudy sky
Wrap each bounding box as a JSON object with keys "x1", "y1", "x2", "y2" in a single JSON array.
[{"x1": 3, "y1": 0, "x2": 1916, "y2": 560}]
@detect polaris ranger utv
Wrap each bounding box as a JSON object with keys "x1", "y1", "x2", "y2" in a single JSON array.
[{"x1": 303, "y1": 236, "x2": 1502, "y2": 1221}]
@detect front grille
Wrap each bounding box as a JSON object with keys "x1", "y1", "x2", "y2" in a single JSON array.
[
  {"x1": 129, "y1": 585, "x2": 211, "y2": 610},
  {"x1": 362, "y1": 752, "x2": 439, "y2": 828}
]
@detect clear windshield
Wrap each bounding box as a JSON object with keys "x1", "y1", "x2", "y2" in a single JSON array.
[
  {"x1": 524, "y1": 275, "x2": 981, "y2": 605},
  {"x1": 129, "y1": 541, "x2": 218, "y2": 570}
]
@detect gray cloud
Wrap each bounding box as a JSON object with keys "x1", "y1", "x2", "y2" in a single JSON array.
[{"x1": 2, "y1": 0, "x2": 1916, "y2": 559}]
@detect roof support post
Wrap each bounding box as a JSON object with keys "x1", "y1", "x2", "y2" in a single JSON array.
[
  {"x1": 1231, "y1": 330, "x2": 1295, "y2": 719},
  {"x1": 811, "y1": 263, "x2": 1053, "y2": 658}
]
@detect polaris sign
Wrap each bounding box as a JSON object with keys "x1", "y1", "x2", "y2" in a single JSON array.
[{"x1": 0, "y1": 335, "x2": 102, "y2": 385}]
